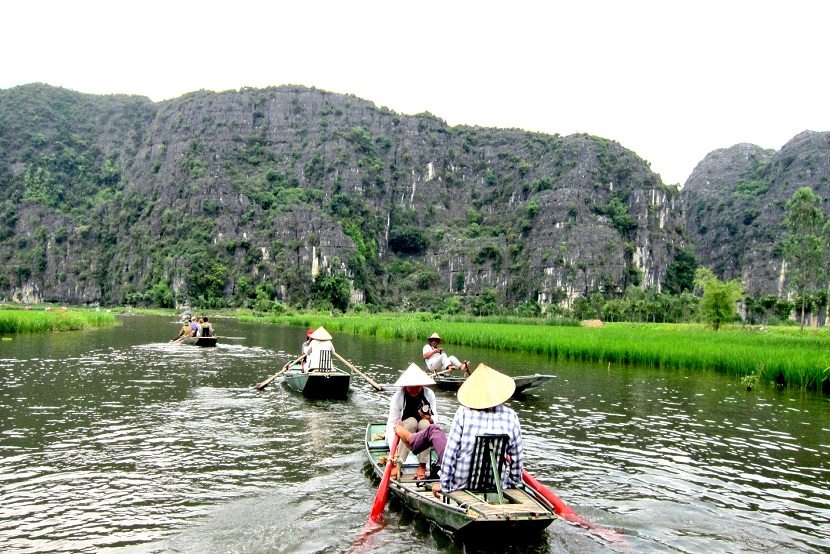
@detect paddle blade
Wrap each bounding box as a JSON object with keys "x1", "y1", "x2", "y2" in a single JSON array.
[
  {"x1": 369, "y1": 432, "x2": 400, "y2": 523},
  {"x1": 522, "y1": 470, "x2": 626, "y2": 543},
  {"x1": 522, "y1": 470, "x2": 579, "y2": 519}
]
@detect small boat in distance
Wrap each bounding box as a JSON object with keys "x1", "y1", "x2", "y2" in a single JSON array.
[
  {"x1": 432, "y1": 373, "x2": 553, "y2": 395},
  {"x1": 283, "y1": 363, "x2": 351, "y2": 399},
  {"x1": 180, "y1": 336, "x2": 218, "y2": 347},
  {"x1": 364, "y1": 422, "x2": 556, "y2": 540}
]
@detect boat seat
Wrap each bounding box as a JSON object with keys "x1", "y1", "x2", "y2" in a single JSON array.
[
  {"x1": 311, "y1": 350, "x2": 333, "y2": 372},
  {"x1": 443, "y1": 433, "x2": 509, "y2": 505}
]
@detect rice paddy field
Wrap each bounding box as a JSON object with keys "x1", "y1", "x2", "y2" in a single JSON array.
[
  {"x1": 243, "y1": 312, "x2": 830, "y2": 392},
  {"x1": 0, "y1": 307, "x2": 118, "y2": 334}
]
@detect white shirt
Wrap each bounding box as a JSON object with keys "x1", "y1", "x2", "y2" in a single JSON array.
[
  {"x1": 423, "y1": 343, "x2": 442, "y2": 371},
  {"x1": 385, "y1": 387, "x2": 438, "y2": 451},
  {"x1": 303, "y1": 339, "x2": 335, "y2": 369}
]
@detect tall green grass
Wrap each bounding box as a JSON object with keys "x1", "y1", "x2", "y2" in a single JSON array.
[
  {"x1": 241, "y1": 313, "x2": 830, "y2": 392},
  {"x1": 0, "y1": 309, "x2": 118, "y2": 333}
]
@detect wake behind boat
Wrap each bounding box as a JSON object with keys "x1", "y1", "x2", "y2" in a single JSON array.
[
  {"x1": 364, "y1": 422, "x2": 556, "y2": 540},
  {"x1": 180, "y1": 336, "x2": 218, "y2": 347}
]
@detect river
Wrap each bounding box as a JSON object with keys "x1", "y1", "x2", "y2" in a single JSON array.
[{"x1": 0, "y1": 314, "x2": 828, "y2": 553}]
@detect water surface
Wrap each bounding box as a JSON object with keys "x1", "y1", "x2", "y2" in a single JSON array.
[{"x1": 0, "y1": 315, "x2": 828, "y2": 553}]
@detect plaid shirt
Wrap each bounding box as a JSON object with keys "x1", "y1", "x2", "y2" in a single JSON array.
[{"x1": 440, "y1": 404, "x2": 523, "y2": 492}]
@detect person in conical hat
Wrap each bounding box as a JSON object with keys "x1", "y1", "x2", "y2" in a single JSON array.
[
  {"x1": 434, "y1": 363, "x2": 524, "y2": 497},
  {"x1": 422, "y1": 332, "x2": 470, "y2": 375},
  {"x1": 299, "y1": 328, "x2": 316, "y2": 371},
  {"x1": 386, "y1": 363, "x2": 438, "y2": 480},
  {"x1": 308, "y1": 326, "x2": 333, "y2": 341},
  {"x1": 302, "y1": 326, "x2": 335, "y2": 372}
]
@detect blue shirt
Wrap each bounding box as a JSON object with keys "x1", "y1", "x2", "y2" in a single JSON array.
[{"x1": 440, "y1": 404, "x2": 524, "y2": 492}]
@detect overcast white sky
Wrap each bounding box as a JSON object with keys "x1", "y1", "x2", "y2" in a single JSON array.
[{"x1": 2, "y1": 0, "x2": 828, "y2": 185}]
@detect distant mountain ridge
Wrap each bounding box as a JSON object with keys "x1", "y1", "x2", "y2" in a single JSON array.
[
  {"x1": 682, "y1": 130, "x2": 830, "y2": 296},
  {"x1": 0, "y1": 83, "x2": 826, "y2": 309}
]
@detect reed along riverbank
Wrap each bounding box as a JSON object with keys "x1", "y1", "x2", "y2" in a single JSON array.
[
  {"x1": 240, "y1": 312, "x2": 830, "y2": 392},
  {"x1": 0, "y1": 308, "x2": 118, "y2": 334}
]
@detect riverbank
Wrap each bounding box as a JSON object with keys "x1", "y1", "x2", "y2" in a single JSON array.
[
  {"x1": 0, "y1": 307, "x2": 118, "y2": 334},
  {"x1": 235, "y1": 312, "x2": 830, "y2": 392}
]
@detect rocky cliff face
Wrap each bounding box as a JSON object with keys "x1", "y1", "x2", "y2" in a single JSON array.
[
  {"x1": 0, "y1": 84, "x2": 686, "y2": 308},
  {"x1": 682, "y1": 131, "x2": 830, "y2": 296}
]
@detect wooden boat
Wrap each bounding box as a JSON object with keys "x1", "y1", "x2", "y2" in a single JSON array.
[
  {"x1": 364, "y1": 422, "x2": 556, "y2": 540},
  {"x1": 181, "y1": 336, "x2": 218, "y2": 347},
  {"x1": 283, "y1": 363, "x2": 351, "y2": 399},
  {"x1": 432, "y1": 373, "x2": 553, "y2": 395}
]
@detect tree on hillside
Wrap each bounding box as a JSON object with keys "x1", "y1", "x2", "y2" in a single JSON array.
[
  {"x1": 693, "y1": 268, "x2": 743, "y2": 330},
  {"x1": 783, "y1": 187, "x2": 825, "y2": 329},
  {"x1": 312, "y1": 273, "x2": 351, "y2": 312},
  {"x1": 663, "y1": 248, "x2": 699, "y2": 294}
]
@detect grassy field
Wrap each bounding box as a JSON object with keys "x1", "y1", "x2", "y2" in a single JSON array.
[
  {"x1": 0, "y1": 307, "x2": 118, "y2": 333},
  {"x1": 239, "y1": 312, "x2": 830, "y2": 392}
]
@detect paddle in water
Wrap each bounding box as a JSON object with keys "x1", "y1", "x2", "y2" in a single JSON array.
[
  {"x1": 351, "y1": 423, "x2": 402, "y2": 552},
  {"x1": 369, "y1": 422, "x2": 400, "y2": 523},
  {"x1": 522, "y1": 470, "x2": 626, "y2": 543}
]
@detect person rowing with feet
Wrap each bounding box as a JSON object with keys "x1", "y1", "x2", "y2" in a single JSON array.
[{"x1": 422, "y1": 333, "x2": 470, "y2": 376}]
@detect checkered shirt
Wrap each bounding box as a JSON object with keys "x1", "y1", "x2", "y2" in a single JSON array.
[{"x1": 439, "y1": 404, "x2": 524, "y2": 492}]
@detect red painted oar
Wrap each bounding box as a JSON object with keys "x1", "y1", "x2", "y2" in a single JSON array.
[
  {"x1": 369, "y1": 424, "x2": 401, "y2": 523},
  {"x1": 522, "y1": 470, "x2": 626, "y2": 543}
]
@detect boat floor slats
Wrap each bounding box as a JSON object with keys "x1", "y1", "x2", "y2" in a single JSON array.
[{"x1": 444, "y1": 489, "x2": 549, "y2": 516}]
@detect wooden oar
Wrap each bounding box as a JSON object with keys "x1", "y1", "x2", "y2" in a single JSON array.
[
  {"x1": 521, "y1": 470, "x2": 625, "y2": 543},
  {"x1": 255, "y1": 354, "x2": 305, "y2": 391},
  {"x1": 370, "y1": 422, "x2": 401, "y2": 523},
  {"x1": 427, "y1": 367, "x2": 457, "y2": 378},
  {"x1": 213, "y1": 336, "x2": 246, "y2": 340},
  {"x1": 334, "y1": 352, "x2": 383, "y2": 391}
]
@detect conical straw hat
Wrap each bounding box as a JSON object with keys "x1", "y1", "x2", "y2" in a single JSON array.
[
  {"x1": 394, "y1": 363, "x2": 437, "y2": 387},
  {"x1": 309, "y1": 326, "x2": 333, "y2": 341},
  {"x1": 457, "y1": 363, "x2": 515, "y2": 409}
]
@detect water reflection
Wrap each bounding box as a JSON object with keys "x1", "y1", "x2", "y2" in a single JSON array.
[{"x1": 0, "y1": 315, "x2": 828, "y2": 553}]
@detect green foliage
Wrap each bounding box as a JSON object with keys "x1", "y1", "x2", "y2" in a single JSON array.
[
  {"x1": 454, "y1": 272, "x2": 465, "y2": 293},
  {"x1": 304, "y1": 153, "x2": 327, "y2": 183},
  {"x1": 515, "y1": 301, "x2": 542, "y2": 317},
  {"x1": 388, "y1": 226, "x2": 429, "y2": 255},
  {"x1": 471, "y1": 289, "x2": 498, "y2": 316},
  {"x1": 474, "y1": 245, "x2": 503, "y2": 271},
  {"x1": 312, "y1": 273, "x2": 351, "y2": 312},
  {"x1": 783, "y1": 187, "x2": 826, "y2": 328},
  {"x1": 485, "y1": 169, "x2": 497, "y2": 185},
  {"x1": 606, "y1": 197, "x2": 636, "y2": 235},
  {"x1": 466, "y1": 208, "x2": 483, "y2": 225},
  {"x1": 249, "y1": 312, "x2": 830, "y2": 391},
  {"x1": 415, "y1": 267, "x2": 440, "y2": 290},
  {"x1": 732, "y1": 178, "x2": 769, "y2": 199},
  {"x1": 186, "y1": 250, "x2": 229, "y2": 306},
  {"x1": 346, "y1": 126, "x2": 377, "y2": 156},
  {"x1": 694, "y1": 268, "x2": 744, "y2": 330},
  {"x1": 663, "y1": 248, "x2": 699, "y2": 294},
  {"x1": 0, "y1": 308, "x2": 117, "y2": 333}
]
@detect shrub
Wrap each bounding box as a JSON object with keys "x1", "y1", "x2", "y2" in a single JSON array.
[{"x1": 388, "y1": 226, "x2": 429, "y2": 255}]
